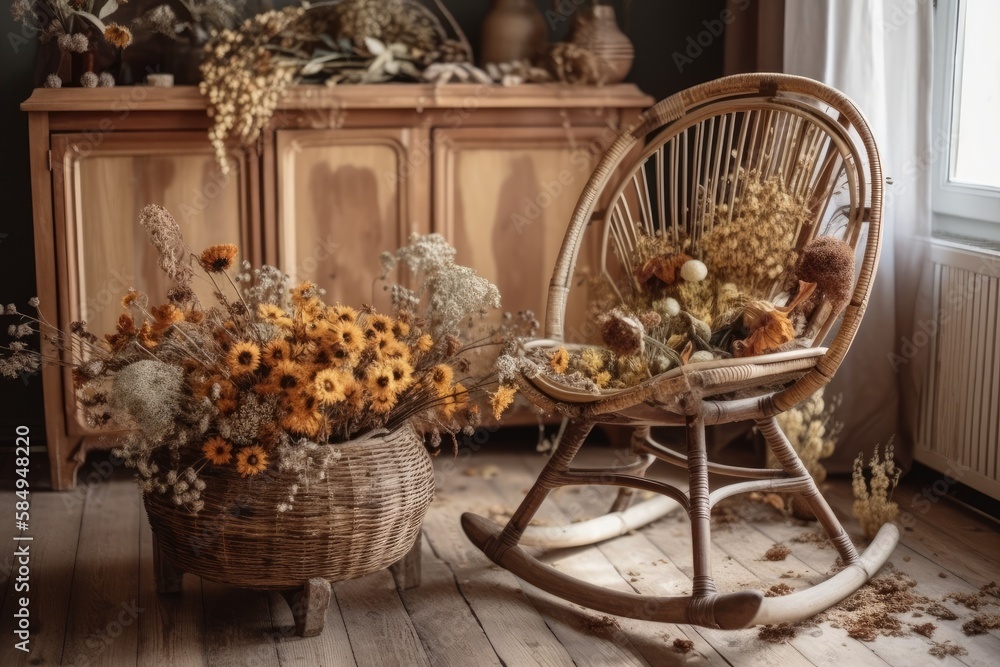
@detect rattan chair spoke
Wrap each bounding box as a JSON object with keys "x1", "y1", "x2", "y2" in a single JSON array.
[{"x1": 461, "y1": 73, "x2": 898, "y2": 629}]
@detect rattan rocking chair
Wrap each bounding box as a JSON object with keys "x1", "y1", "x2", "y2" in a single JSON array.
[{"x1": 462, "y1": 73, "x2": 899, "y2": 629}]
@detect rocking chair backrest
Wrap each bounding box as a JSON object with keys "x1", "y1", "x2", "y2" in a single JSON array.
[{"x1": 546, "y1": 73, "x2": 883, "y2": 412}]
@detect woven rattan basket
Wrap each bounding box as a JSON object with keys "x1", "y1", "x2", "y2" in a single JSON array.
[{"x1": 143, "y1": 423, "x2": 434, "y2": 590}]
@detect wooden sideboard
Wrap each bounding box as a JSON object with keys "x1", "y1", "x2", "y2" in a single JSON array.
[{"x1": 21, "y1": 83, "x2": 653, "y2": 489}]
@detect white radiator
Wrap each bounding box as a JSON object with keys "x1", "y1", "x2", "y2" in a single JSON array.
[{"x1": 915, "y1": 241, "x2": 1000, "y2": 500}]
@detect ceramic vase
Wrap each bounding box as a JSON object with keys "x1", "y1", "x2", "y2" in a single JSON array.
[
  {"x1": 480, "y1": 0, "x2": 549, "y2": 65},
  {"x1": 570, "y1": 4, "x2": 634, "y2": 83}
]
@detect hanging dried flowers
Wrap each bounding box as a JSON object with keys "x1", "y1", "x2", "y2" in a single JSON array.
[{"x1": 199, "y1": 1, "x2": 473, "y2": 173}]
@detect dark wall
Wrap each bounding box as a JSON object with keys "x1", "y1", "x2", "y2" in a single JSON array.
[{"x1": 0, "y1": 0, "x2": 724, "y2": 445}]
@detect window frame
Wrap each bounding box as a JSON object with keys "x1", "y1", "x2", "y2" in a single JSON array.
[{"x1": 931, "y1": 0, "x2": 1000, "y2": 242}]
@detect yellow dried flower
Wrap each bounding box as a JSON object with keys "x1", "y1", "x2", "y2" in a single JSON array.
[
  {"x1": 314, "y1": 369, "x2": 350, "y2": 405},
  {"x1": 414, "y1": 334, "x2": 433, "y2": 352},
  {"x1": 578, "y1": 348, "x2": 605, "y2": 374},
  {"x1": 327, "y1": 305, "x2": 358, "y2": 323},
  {"x1": 429, "y1": 364, "x2": 454, "y2": 397},
  {"x1": 490, "y1": 385, "x2": 516, "y2": 419},
  {"x1": 549, "y1": 347, "x2": 569, "y2": 374},
  {"x1": 366, "y1": 362, "x2": 398, "y2": 401},
  {"x1": 226, "y1": 341, "x2": 261, "y2": 377}
]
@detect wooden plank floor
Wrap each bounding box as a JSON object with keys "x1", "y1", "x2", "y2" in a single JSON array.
[{"x1": 2, "y1": 443, "x2": 1000, "y2": 666}]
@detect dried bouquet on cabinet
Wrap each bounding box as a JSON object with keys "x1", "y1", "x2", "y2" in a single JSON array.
[{"x1": 0, "y1": 204, "x2": 527, "y2": 512}]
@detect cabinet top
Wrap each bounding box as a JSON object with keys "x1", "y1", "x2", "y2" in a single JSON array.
[{"x1": 22, "y1": 83, "x2": 654, "y2": 113}]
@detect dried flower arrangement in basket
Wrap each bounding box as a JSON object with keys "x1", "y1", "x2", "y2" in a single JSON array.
[
  {"x1": 506, "y1": 170, "x2": 858, "y2": 397},
  {"x1": 0, "y1": 205, "x2": 527, "y2": 514}
]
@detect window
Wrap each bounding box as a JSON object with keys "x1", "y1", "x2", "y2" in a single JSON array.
[{"x1": 932, "y1": 0, "x2": 1000, "y2": 242}]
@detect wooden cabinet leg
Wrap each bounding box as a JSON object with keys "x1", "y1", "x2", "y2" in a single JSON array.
[
  {"x1": 152, "y1": 533, "x2": 184, "y2": 594},
  {"x1": 390, "y1": 532, "x2": 422, "y2": 590},
  {"x1": 281, "y1": 577, "x2": 332, "y2": 638}
]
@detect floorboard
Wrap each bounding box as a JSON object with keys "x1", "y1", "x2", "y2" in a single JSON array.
[
  {"x1": 0, "y1": 492, "x2": 83, "y2": 666},
  {"x1": 334, "y1": 569, "x2": 431, "y2": 667},
  {"x1": 137, "y1": 519, "x2": 207, "y2": 667},
  {"x1": 60, "y1": 482, "x2": 142, "y2": 667},
  {"x1": 3, "y1": 447, "x2": 1000, "y2": 666}
]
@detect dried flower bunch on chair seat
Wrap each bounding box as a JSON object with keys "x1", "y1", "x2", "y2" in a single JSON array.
[
  {"x1": 0, "y1": 205, "x2": 518, "y2": 637},
  {"x1": 464, "y1": 73, "x2": 899, "y2": 630},
  {"x1": 518, "y1": 170, "x2": 856, "y2": 399}
]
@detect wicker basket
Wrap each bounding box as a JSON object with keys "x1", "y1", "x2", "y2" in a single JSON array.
[{"x1": 143, "y1": 423, "x2": 435, "y2": 590}]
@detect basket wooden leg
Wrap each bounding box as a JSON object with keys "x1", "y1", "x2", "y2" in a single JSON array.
[
  {"x1": 484, "y1": 419, "x2": 593, "y2": 562},
  {"x1": 757, "y1": 416, "x2": 860, "y2": 565},
  {"x1": 281, "y1": 577, "x2": 332, "y2": 638},
  {"x1": 152, "y1": 532, "x2": 183, "y2": 595},
  {"x1": 390, "y1": 532, "x2": 422, "y2": 590}
]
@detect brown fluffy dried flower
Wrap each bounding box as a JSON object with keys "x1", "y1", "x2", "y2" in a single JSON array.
[
  {"x1": 601, "y1": 309, "x2": 645, "y2": 358},
  {"x1": 795, "y1": 236, "x2": 855, "y2": 316}
]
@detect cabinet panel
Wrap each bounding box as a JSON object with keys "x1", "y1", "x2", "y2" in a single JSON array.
[
  {"x1": 433, "y1": 127, "x2": 611, "y2": 342},
  {"x1": 52, "y1": 133, "x2": 256, "y2": 435},
  {"x1": 276, "y1": 129, "x2": 427, "y2": 308}
]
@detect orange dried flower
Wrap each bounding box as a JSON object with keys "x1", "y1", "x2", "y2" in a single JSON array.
[
  {"x1": 733, "y1": 301, "x2": 796, "y2": 358},
  {"x1": 226, "y1": 341, "x2": 261, "y2": 377},
  {"x1": 104, "y1": 23, "x2": 133, "y2": 49},
  {"x1": 202, "y1": 436, "x2": 233, "y2": 465},
  {"x1": 235, "y1": 445, "x2": 269, "y2": 476},
  {"x1": 199, "y1": 244, "x2": 239, "y2": 273}
]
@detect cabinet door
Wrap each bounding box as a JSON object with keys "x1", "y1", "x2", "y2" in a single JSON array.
[
  {"x1": 51, "y1": 133, "x2": 257, "y2": 434},
  {"x1": 275, "y1": 128, "x2": 428, "y2": 308},
  {"x1": 433, "y1": 126, "x2": 612, "y2": 341}
]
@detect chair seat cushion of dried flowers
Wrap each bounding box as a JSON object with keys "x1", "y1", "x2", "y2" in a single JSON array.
[{"x1": 522, "y1": 339, "x2": 827, "y2": 405}]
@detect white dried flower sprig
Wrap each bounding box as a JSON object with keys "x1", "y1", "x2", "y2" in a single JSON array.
[{"x1": 852, "y1": 438, "x2": 901, "y2": 540}]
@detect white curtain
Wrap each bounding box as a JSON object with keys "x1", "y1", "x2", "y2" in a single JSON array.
[{"x1": 784, "y1": 0, "x2": 934, "y2": 471}]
